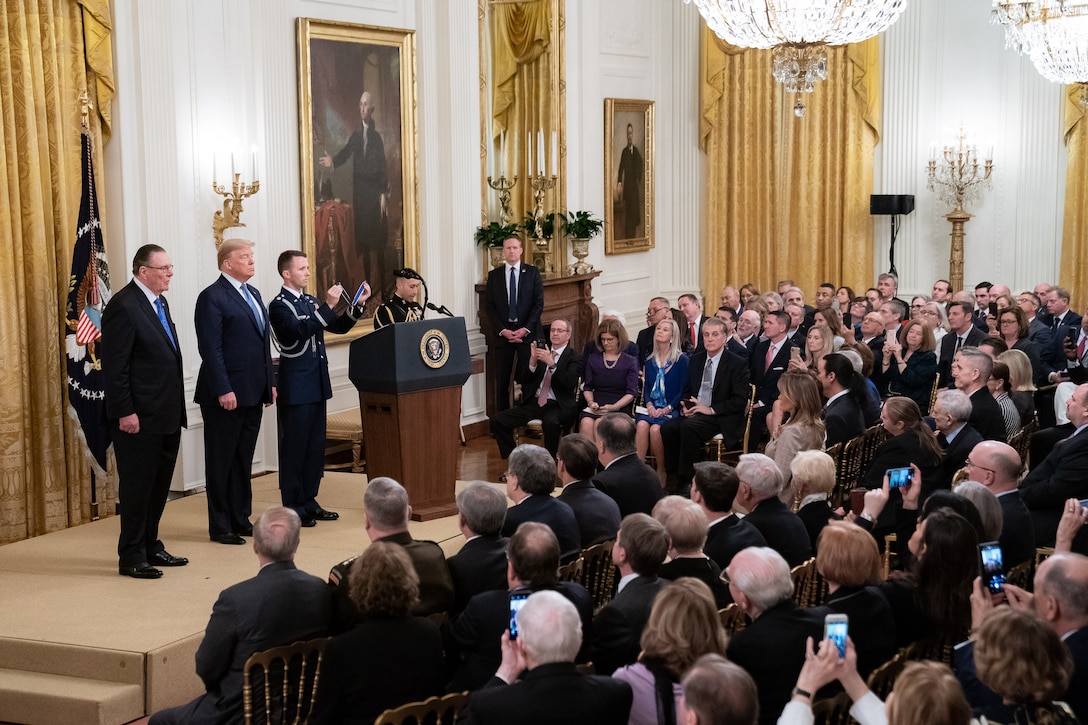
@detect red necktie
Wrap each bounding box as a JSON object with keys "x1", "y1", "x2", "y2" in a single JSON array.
[
  {"x1": 689, "y1": 321, "x2": 696, "y2": 347},
  {"x1": 1078, "y1": 335, "x2": 1086, "y2": 361}
]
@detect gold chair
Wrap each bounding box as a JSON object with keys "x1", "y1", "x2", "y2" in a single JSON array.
[
  {"x1": 866, "y1": 636, "x2": 956, "y2": 700},
  {"x1": 790, "y1": 557, "x2": 828, "y2": 608},
  {"x1": 857, "y1": 424, "x2": 891, "y2": 479},
  {"x1": 927, "y1": 376, "x2": 942, "y2": 414},
  {"x1": 1007, "y1": 418, "x2": 1037, "y2": 469},
  {"x1": 718, "y1": 604, "x2": 748, "y2": 635},
  {"x1": 557, "y1": 556, "x2": 582, "y2": 582},
  {"x1": 704, "y1": 384, "x2": 757, "y2": 465},
  {"x1": 834, "y1": 432, "x2": 867, "y2": 500},
  {"x1": 866, "y1": 649, "x2": 906, "y2": 700},
  {"x1": 950, "y1": 466, "x2": 970, "y2": 486},
  {"x1": 576, "y1": 540, "x2": 617, "y2": 614},
  {"x1": 1036, "y1": 546, "x2": 1055, "y2": 571},
  {"x1": 824, "y1": 441, "x2": 846, "y2": 508},
  {"x1": 882, "y1": 533, "x2": 898, "y2": 579},
  {"x1": 242, "y1": 636, "x2": 328, "y2": 725},
  {"x1": 1006, "y1": 559, "x2": 1033, "y2": 591},
  {"x1": 373, "y1": 691, "x2": 471, "y2": 725},
  {"x1": 325, "y1": 408, "x2": 365, "y2": 473}
]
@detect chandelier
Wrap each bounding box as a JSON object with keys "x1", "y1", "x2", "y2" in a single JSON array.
[
  {"x1": 685, "y1": 0, "x2": 908, "y2": 115},
  {"x1": 992, "y1": 0, "x2": 1088, "y2": 106}
]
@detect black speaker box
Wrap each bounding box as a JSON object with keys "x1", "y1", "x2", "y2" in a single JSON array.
[{"x1": 870, "y1": 194, "x2": 915, "y2": 216}]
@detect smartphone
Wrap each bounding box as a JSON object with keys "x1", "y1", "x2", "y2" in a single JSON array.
[
  {"x1": 988, "y1": 301, "x2": 999, "y2": 317},
  {"x1": 824, "y1": 613, "x2": 848, "y2": 658},
  {"x1": 790, "y1": 346, "x2": 802, "y2": 362},
  {"x1": 1079, "y1": 498, "x2": 1088, "y2": 511},
  {"x1": 978, "y1": 541, "x2": 1005, "y2": 595},
  {"x1": 886, "y1": 467, "x2": 914, "y2": 489},
  {"x1": 509, "y1": 592, "x2": 530, "y2": 640}
]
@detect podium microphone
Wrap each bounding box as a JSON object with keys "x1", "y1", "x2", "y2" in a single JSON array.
[{"x1": 427, "y1": 302, "x2": 454, "y2": 317}]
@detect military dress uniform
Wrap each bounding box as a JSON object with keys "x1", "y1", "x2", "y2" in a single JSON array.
[
  {"x1": 373, "y1": 294, "x2": 424, "y2": 329},
  {"x1": 268, "y1": 287, "x2": 361, "y2": 519}
]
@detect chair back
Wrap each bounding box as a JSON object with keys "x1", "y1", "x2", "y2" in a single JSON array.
[
  {"x1": 790, "y1": 557, "x2": 828, "y2": 608},
  {"x1": 577, "y1": 540, "x2": 618, "y2": 614},
  {"x1": 825, "y1": 441, "x2": 846, "y2": 507},
  {"x1": 928, "y1": 376, "x2": 942, "y2": 414},
  {"x1": 704, "y1": 384, "x2": 758, "y2": 465},
  {"x1": 718, "y1": 604, "x2": 748, "y2": 635},
  {"x1": 866, "y1": 636, "x2": 956, "y2": 700},
  {"x1": 1006, "y1": 559, "x2": 1034, "y2": 591},
  {"x1": 835, "y1": 432, "x2": 867, "y2": 494},
  {"x1": 242, "y1": 636, "x2": 328, "y2": 725},
  {"x1": 1007, "y1": 418, "x2": 1037, "y2": 469},
  {"x1": 866, "y1": 649, "x2": 907, "y2": 699},
  {"x1": 557, "y1": 556, "x2": 582, "y2": 582},
  {"x1": 373, "y1": 691, "x2": 471, "y2": 725},
  {"x1": 857, "y1": 424, "x2": 891, "y2": 477}
]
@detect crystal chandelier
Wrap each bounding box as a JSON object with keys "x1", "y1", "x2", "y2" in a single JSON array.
[
  {"x1": 992, "y1": 0, "x2": 1088, "y2": 106},
  {"x1": 685, "y1": 0, "x2": 909, "y2": 115}
]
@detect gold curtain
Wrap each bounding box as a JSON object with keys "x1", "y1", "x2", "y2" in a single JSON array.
[
  {"x1": 0, "y1": 0, "x2": 114, "y2": 544},
  {"x1": 700, "y1": 26, "x2": 880, "y2": 301},
  {"x1": 1060, "y1": 84, "x2": 1087, "y2": 307}
]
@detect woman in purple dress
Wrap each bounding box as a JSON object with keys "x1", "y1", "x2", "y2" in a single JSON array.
[{"x1": 580, "y1": 318, "x2": 639, "y2": 443}]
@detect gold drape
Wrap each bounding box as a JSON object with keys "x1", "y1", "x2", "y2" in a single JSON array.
[
  {"x1": 700, "y1": 26, "x2": 880, "y2": 300},
  {"x1": 0, "y1": 0, "x2": 114, "y2": 543},
  {"x1": 1060, "y1": 85, "x2": 1087, "y2": 306}
]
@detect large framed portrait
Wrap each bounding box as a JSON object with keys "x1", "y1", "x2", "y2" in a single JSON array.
[
  {"x1": 297, "y1": 19, "x2": 418, "y2": 337},
  {"x1": 604, "y1": 98, "x2": 654, "y2": 255}
]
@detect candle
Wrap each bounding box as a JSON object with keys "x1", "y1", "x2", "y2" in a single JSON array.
[
  {"x1": 986, "y1": 145, "x2": 993, "y2": 161},
  {"x1": 213, "y1": 153, "x2": 217, "y2": 183},
  {"x1": 500, "y1": 131, "x2": 506, "y2": 176},
  {"x1": 929, "y1": 145, "x2": 936, "y2": 162},
  {"x1": 528, "y1": 137, "x2": 533, "y2": 177},
  {"x1": 551, "y1": 131, "x2": 557, "y2": 176},
  {"x1": 231, "y1": 152, "x2": 236, "y2": 178},
  {"x1": 251, "y1": 146, "x2": 257, "y2": 180},
  {"x1": 513, "y1": 131, "x2": 518, "y2": 176},
  {"x1": 538, "y1": 130, "x2": 544, "y2": 175}
]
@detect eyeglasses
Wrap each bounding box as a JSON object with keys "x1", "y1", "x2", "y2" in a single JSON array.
[
  {"x1": 910, "y1": 303, "x2": 925, "y2": 309},
  {"x1": 144, "y1": 264, "x2": 174, "y2": 273},
  {"x1": 646, "y1": 307, "x2": 668, "y2": 316},
  {"x1": 965, "y1": 458, "x2": 994, "y2": 474},
  {"x1": 719, "y1": 569, "x2": 731, "y2": 586},
  {"x1": 921, "y1": 310, "x2": 939, "y2": 317}
]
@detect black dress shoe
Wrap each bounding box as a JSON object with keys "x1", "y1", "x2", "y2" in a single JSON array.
[
  {"x1": 212, "y1": 533, "x2": 246, "y2": 545},
  {"x1": 150, "y1": 551, "x2": 189, "y2": 567},
  {"x1": 119, "y1": 563, "x2": 163, "y2": 579},
  {"x1": 300, "y1": 516, "x2": 317, "y2": 528},
  {"x1": 238, "y1": 527, "x2": 254, "y2": 537},
  {"x1": 311, "y1": 508, "x2": 339, "y2": 521}
]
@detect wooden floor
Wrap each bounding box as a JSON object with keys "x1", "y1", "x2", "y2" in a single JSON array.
[{"x1": 455, "y1": 431, "x2": 509, "y2": 483}]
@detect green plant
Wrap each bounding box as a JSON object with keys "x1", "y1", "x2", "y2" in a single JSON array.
[
  {"x1": 565, "y1": 210, "x2": 604, "y2": 239},
  {"x1": 520, "y1": 212, "x2": 560, "y2": 240},
  {"x1": 474, "y1": 221, "x2": 519, "y2": 248}
]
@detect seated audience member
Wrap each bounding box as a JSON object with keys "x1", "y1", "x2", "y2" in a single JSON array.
[
  {"x1": 489, "y1": 317, "x2": 583, "y2": 459},
  {"x1": 920, "y1": 300, "x2": 950, "y2": 347},
  {"x1": 722, "y1": 285, "x2": 743, "y2": 316},
  {"x1": 691, "y1": 461, "x2": 767, "y2": 570},
  {"x1": 792, "y1": 325, "x2": 834, "y2": 374},
  {"x1": 583, "y1": 309, "x2": 642, "y2": 361},
  {"x1": 750, "y1": 310, "x2": 801, "y2": 437},
  {"x1": 978, "y1": 335, "x2": 1009, "y2": 359},
  {"x1": 1021, "y1": 383, "x2": 1088, "y2": 549},
  {"x1": 952, "y1": 479, "x2": 1003, "y2": 541},
  {"x1": 739, "y1": 283, "x2": 760, "y2": 307},
  {"x1": 581, "y1": 319, "x2": 640, "y2": 441},
  {"x1": 938, "y1": 301, "x2": 986, "y2": 387},
  {"x1": 838, "y1": 346, "x2": 882, "y2": 427},
  {"x1": 312, "y1": 543, "x2": 444, "y2": 724},
  {"x1": 447, "y1": 482, "x2": 510, "y2": 614},
  {"x1": 594, "y1": 413, "x2": 667, "y2": 514},
  {"x1": 460, "y1": 590, "x2": 632, "y2": 725},
  {"x1": 592, "y1": 514, "x2": 670, "y2": 676},
  {"x1": 653, "y1": 496, "x2": 731, "y2": 607},
  {"x1": 446, "y1": 522, "x2": 593, "y2": 691},
  {"x1": 784, "y1": 302, "x2": 806, "y2": 341},
  {"x1": 725, "y1": 547, "x2": 827, "y2": 725},
  {"x1": 329, "y1": 477, "x2": 453, "y2": 629},
  {"x1": 733, "y1": 309, "x2": 763, "y2": 357},
  {"x1": 860, "y1": 397, "x2": 942, "y2": 519},
  {"x1": 638, "y1": 297, "x2": 675, "y2": 365},
  {"x1": 813, "y1": 522, "x2": 895, "y2": 680},
  {"x1": 814, "y1": 306, "x2": 846, "y2": 348},
  {"x1": 961, "y1": 440, "x2": 1033, "y2": 567},
  {"x1": 952, "y1": 347, "x2": 1007, "y2": 441},
  {"x1": 877, "y1": 320, "x2": 938, "y2": 413},
  {"x1": 612, "y1": 579, "x2": 729, "y2": 725},
  {"x1": 761, "y1": 291, "x2": 784, "y2": 314},
  {"x1": 836, "y1": 285, "x2": 857, "y2": 314},
  {"x1": 816, "y1": 353, "x2": 866, "y2": 448},
  {"x1": 997, "y1": 305, "x2": 1048, "y2": 388},
  {"x1": 501, "y1": 444, "x2": 581, "y2": 562},
  {"x1": 998, "y1": 348, "x2": 1037, "y2": 424},
  {"x1": 660, "y1": 317, "x2": 752, "y2": 484},
  {"x1": 679, "y1": 294, "x2": 711, "y2": 354},
  {"x1": 857, "y1": 311, "x2": 887, "y2": 368},
  {"x1": 766, "y1": 372, "x2": 826, "y2": 501},
  {"x1": 557, "y1": 433, "x2": 622, "y2": 546},
  {"x1": 988, "y1": 361, "x2": 1022, "y2": 439},
  {"x1": 847, "y1": 296, "x2": 872, "y2": 336},
  {"x1": 150, "y1": 507, "x2": 331, "y2": 725},
  {"x1": 636, "y1": 317, "x2": 690, "y2": 485},
  {"x1": 930, "y1": 388, "x2": 983, "y2": 492},
  {"x1": 679, "y1": 653, "x2": 759, "y2": 725},
  {"x1": 789, "y1": 450, "x2": 840, "y2": 552},
  {"x1": 734, "y1": 453, "x2": 812, "y2": 567}
]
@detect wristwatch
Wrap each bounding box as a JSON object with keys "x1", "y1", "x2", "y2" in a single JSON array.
[{"x1": 792, "y1": 687, "x2": 813, "y2": 700}]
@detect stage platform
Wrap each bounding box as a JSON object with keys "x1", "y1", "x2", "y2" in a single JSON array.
[{"x1": 0, "y1": 471, "x2": 476, "y2": 725}]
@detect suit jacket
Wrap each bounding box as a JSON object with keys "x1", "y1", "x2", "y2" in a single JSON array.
[
  {"x1": 102, "y1": 280, "x2": 186, "y2": 433},
  {"x1": 797, "y1": 500, "x2": 840, "y2": 553},
  {"x1": 997, "y1": 490, "x2": 1035, "y2": 569},
  {"x1": 1020, "y1": 429, "x2": 1088, "y2": 546},
  {"x1": 822, "y1": 586, "x2": 895, "y2": 680},
  {"x1": 727, "y1": 600, "x2": 828, "y2": 725},
  {"x1": 680, "y1": 348, "x2": 752, "y2": 447},
  {"x1": 194, "y1": 275, "x2": 274, "y2": 407},
  {"x1": 501, "y1": 494, "x2": 581, "y2": 563},
  {"x1": 681, "y1": 315, "x2": 709, "y2": 354},
  {"x1": 557, "y1": 480, "x2": 621, "y2": 546},
  {"x1": 742, "y1": 497, "x2": 812, "y2": 567},
  {"x1": 523, "y1": 345, "x2": 584, "y2": 425},
  {"x1": 704, "y1": 514, "x2": 767, "y2": 570},
  {"x1": 461, "y1": 662, "x2": 632, "y2": 725},
  {"x1": 659, "y1": 556, "x2": 731, "y2": 608},
  {"x1": 592, "y1": 575, "x2": 666, "y2": 676},
  {"x1": 446, "y1": 534, "x2": 510, "y2": 615},
  {"x1": 750, "y1": 337, "x2": 801, "y2": 407},
  {"x1": 485, "y1": 263, "x2": 544, "y2": 337},
  {"x1": 931, "y1": 424, "x2": 984, "y2": 492},
  {"x1": 727, "y1": 336, "x2": 752, "y2": 360},
  {"x1": 591, "y1": 454, "x2": 665, "y2": 518},
  {"x1": 861, "y1": 433, "x2": 941, "y2": 492},
  {"x1": 268, "y1": 287, "x2": 359, "y2": 405},
  {"x1": 938, "y1": 326, "x2": 985, "y2": 386},
  {"x1": 822, "y1": 394, "x2": 865, "y2": 448},
  {"x1": 969, "y1": 387, "x2": 1008, "y2": 442}
]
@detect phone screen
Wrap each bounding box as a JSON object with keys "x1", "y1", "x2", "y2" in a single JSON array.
[
  {"x1": 979, "y1": 542, "x2": 1005, "y2": 595},
  {"x1": 988, "y1": 302, "x2": 999, "y2": 317},
  {"x1": 887, "y1": 467, "x2": 913, "y2": 488},
  {"x1": 824, "y1": 615, "x2": 848, "y2": 658},
  {"x1": 509, "y1": 592, "x2": 530, "y2": 640}
]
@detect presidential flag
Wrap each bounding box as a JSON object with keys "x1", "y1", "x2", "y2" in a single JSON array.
[{"x1": 64, "y1": 127, "x2": 112, "y2": 472}]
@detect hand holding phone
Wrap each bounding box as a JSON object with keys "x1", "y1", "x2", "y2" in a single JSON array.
[
  {"x1": 886, "y1": 467, "x2": 914, "y2": 489},
  {"x1": 824, "y1": 613, "x2": 848, "y2": 658},
  {"x1": 978, "y1": 541, "x2": 1005, "y2": 595},
  {"x1": 509, "y1": 592, "x2": 530, "y2": 640}
]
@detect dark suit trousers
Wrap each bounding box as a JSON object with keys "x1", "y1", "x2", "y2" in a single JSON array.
[
  {"x1": 278, "y1": 400, "x2": 326, "y2": 515},
  {"x1": 495, "y1": 336, "x2": 532, "y2": 412},
  {"x1": 490, "y1": 400, "x2": 565, "y2": 458},
  {"x1": 661, "y1": 414, "x2": 723, "y2": 479},
  {"x1": 202, "y1": 403, "x2": 262, "y2": 537},
  {"x1": 113, "y1": 426, "x2": 180, "y2": 567}
]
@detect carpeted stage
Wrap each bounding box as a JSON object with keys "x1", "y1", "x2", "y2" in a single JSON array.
[{"x1": 0, "y1": 471, "x2": 477, "y2": 725}]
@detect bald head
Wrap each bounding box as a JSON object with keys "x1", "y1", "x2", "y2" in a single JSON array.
[
  {"x1": 1036, "y1": 553, "x2": 1088, "y2": 631},
  {"x1": 967, "y1": 440, "x2": 1021, "y2": 492}
]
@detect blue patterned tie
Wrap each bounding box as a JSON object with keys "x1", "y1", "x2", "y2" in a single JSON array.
[
  {"x1": 242, "y1": 284, "x2": 264, "y2": 331},
  {"x1": 155, "y1": 297, "x2": 176, "y2": 349}
]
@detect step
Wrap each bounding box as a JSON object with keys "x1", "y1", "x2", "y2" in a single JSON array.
[{"x1": 0, "y1": 668, "x2": 144, "y2": 725}]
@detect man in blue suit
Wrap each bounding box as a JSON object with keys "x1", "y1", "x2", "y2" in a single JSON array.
[
  {"x1": 268, "y1": 250, "x2": 371, "y2": 526},
  {"x1": 485, "y1": 237, "x2": 543, "y2": 411},
  {"x1": 195, "y1": 239, "x2": 275, "y2": 545}
]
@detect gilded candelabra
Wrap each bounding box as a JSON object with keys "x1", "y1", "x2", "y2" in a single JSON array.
[
  {"x1": 528, "y1": 173, "x2": 558, "y2": 274},
  {"x1": 486, "y1": 174, "x2": 517, "y2": 225},
  {"x1": 925, "y1": 128, "x2": 993, "y2": 294},
  {"x1": 212, "y1": 173, "x2": 261, "y2": 248}
]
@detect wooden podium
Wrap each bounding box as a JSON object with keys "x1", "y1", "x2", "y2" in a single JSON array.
[{"x1": 348, "y1": 318, "x2": 471, "y2": 520}]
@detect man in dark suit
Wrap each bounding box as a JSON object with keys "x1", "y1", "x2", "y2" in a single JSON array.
[
  {"x1": 148, "y1": 507, "x2": 331, "y2": 724},
  {"x1": 489, "y1": 318, "x2": 582, "y2": 459},
  {"x1": 446, "y1": 522, "x2": 594, "y2": 692},
  {"x1": 817, "y1": 353, "x2": 866, "y2": 448},
  {"x1": 734, "y1": 453, "x2": 812, "y2": 567},
  {"x1": 678, "y1": 293, "x2": 708, "y2": 354},
  {"x1": 951, "y1": 347, "x2": 1007, "y2": 441},
  {"x1": 939, "y1": 302, "x2": 986, "y2": 387},
  {"x1": 591, "y1": 514, "x2": 670, "y2": 675},
  {"x1": 268, "y1": 250, "x2": 370, "y2": 526},
  {"x1": 102, "y1": 244, "x2": 188, "y2": 579},
  {"x1": 966, "y1": 440, "x2": 1035, "y2": 568},
  {"x1": 750, "y1": 310, "x2": 800, "y2": 437},
  {"x1": 691, "y1": 461, "x2": 766, "y2": 569},
  {"x1": 616, "y1": 122, "x2": 644, "y2": 240},
  {"x1": 1021, "y1": 384, "x2": 1088, "y2": 548},
  {"x1": 661, "y1": 317, "x2": 752, "y2": 483},
  {"x1": 501, "y1": 444, "x2": 581, "y2": 562},
  {"x1": 636, "y1": 296, "x2": 673, "y2": 365},
  {"x1": 733, "y1": 309, "x2": 762, "y2": 359},
  {"x1": 1046, "y1": 286, "x2": 1082, "y2": 332},
  {"x1": 679, "y1": 654, "x2": 760, "y2": 725},
  {"x1": 557, "y1": 434, "x2": 621, "y2": 546},
  {"x1": 930, "y1": 389, "x2": 984, "y2": 493},
  {"x1": 858, "y1": 312, "x2": 886, "y2": 375},
  {"x1": 194, "y1": 239, "x2": 275, "y2": 545},
  {"x1": 484, "y1": 236, "x2": 544, "y2": 412},
  {"x1": 460, "y1": 589, "x2": 632, "y2": 725},
  {"x1": 591, "y1": 413, "x2": 665, "y2": 516},
  {"x1": 725, "y1": 547, "x2": 828, "y2": 725},
  {"x1": 373, "y1": 267, "x2": 424, "y2": 327},
  {"x1": 447, "y1": 483, "x2": 510, "y2": 615}
]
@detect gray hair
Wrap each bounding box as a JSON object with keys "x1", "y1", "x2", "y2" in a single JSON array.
[
  {"x1": 517, "y1": 589, "x2": 583, "y2": 664},
  {"x1": 600, "y1": 308, "x2": 628, "y2": 327},
  {"x1": 364, "y1": 477, "x2": 410, "y2": 529},
  {"x1": 730, "y1": 547, "x2": 793, "y2": 611},
  {"x1": 1038, "y1": 553, "x2": 1088, "y2": 620},
  {"x1": 953, "y1": 481, "x2": 1003, "y2": 541},
  {"x1": 838, "y1": 348, "x2": 864, "y2": 375},
  {"x1": 253, "y1": 506, "x2": 301, "y2": 562},
  {"x1": 958, "y1": 347, "x2": 994, "y2": 383},
  {"x1": 936, "y1": 389, "x2": 973, "y2": 423},
  {"x1": 456, "y1": 482, "x2": 507, "y2": 536},
  {"x1": 736, "y1": 453, "x2": 783, "y2": 499},
  {"x1": 508, "y1": 444, "x2": 557, "y2": 495},
  {"x1": 681, "y1": 654, "x2": 759, "y2": 725}
]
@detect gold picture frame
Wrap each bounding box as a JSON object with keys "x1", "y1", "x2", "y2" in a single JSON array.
[
  {"x1": 604, "y1": 98, "x2": 654, "y2": 255},
  {"x1": 297, "y1": 18, "x2": 419, "y2": 341}
]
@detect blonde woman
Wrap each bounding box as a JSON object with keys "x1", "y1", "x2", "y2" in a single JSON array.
[{"x1": 636, "y1": 318, "x2": 689, "y2": 484}]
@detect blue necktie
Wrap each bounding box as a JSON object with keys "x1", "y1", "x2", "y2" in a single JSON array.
[
  {"x1": 508, "y1": 266, "x2": 518, "y2": 323},
  {"x1": 155, "y1": 297, "x2": 176, "y2": 349},
  {"x1": 242, "y1": 284, "x2": 264, "y2": 331}
]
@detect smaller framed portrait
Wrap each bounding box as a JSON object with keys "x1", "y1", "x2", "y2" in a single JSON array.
[
  {"x1": 604, "y1": 98, "x2": 654, "y2": 255},
  {"x1": 420, "y1": 328, "x2": 450, "y2": 369}
]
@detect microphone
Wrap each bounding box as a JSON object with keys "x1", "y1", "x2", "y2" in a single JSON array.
[{"x1": 427, "y1": 302, "x2": 454, "y2": 317}]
